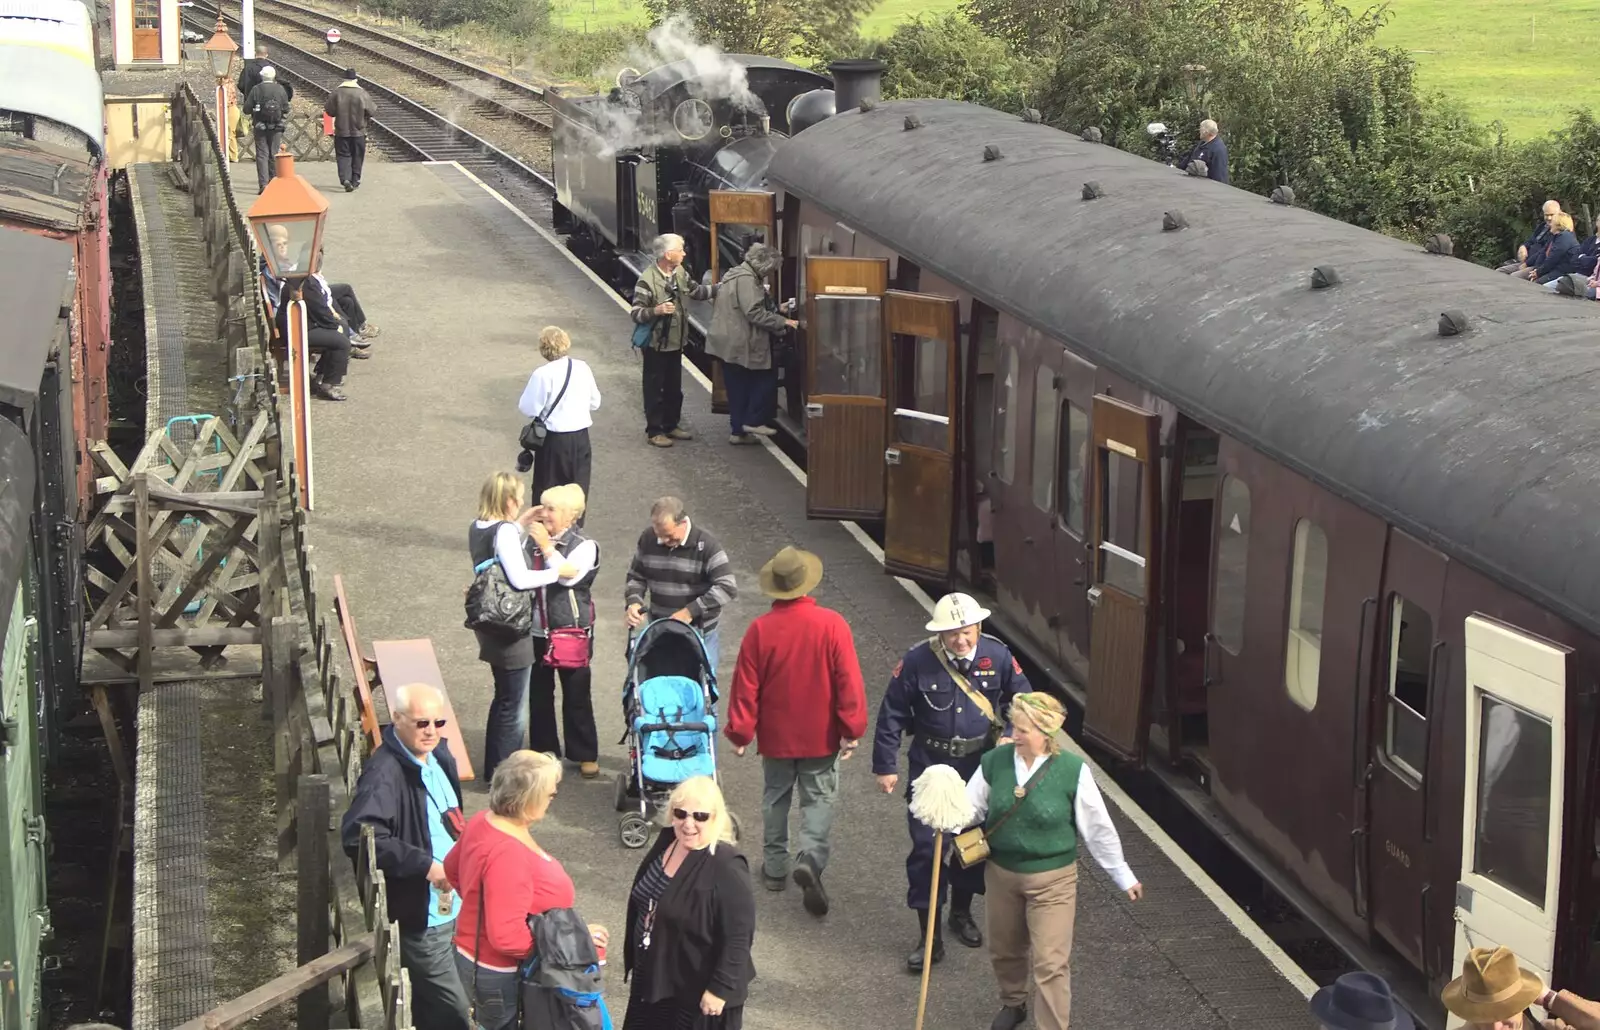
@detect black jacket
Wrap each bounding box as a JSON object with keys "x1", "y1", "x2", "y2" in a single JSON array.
[
  {"x1": 340, "y1": 726, "x2": 463, "y2": 934},
  {"x1": 624, "y1": 829, "x2": 756, "y2": 1007},
  {"x1": 237, "y1": 59, "x2": 293, "y2": 104},
  {"x1": 302, "y1": 275, "x2": 346, "y2": 332},
  {"x1": 1178, "y1": 134, "x2": 1229, "y2": 183}
]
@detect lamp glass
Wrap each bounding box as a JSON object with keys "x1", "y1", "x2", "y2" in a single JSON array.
[{"x1": 253, "y1": 216, "x2": 320, "y2": 279}]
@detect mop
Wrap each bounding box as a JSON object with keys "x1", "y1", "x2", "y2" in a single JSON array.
[{"x1": 908, "y1": 764, "x2": 977, "y2": 1030}]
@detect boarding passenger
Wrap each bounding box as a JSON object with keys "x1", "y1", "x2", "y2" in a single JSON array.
[
  {"x1": 621, "y1": 777, "x2": 756, "y2": 1030},
  {"x1": 1309, "y1": 972, "x2": 1413, "y2": 1030},
  {"x1": 1499, "y1": 200, "x2": 1562, "y2": 275},
  {"x1": 873, "y1": 592, "x2": 1027, "y2": 972},
  {"x1": 467, "y1": 472, "x2": 579, "y2": 783},
  {"x1": 629, "y1": 233, "x2": 714, "y2": 448},
  {"x1": 724, "y1": 546, "x2": 867, "y2": 914},
  {"x1": 527, "y1": 484, "x2": 600, "y2": 778},
  {"x1": 340, "y1": 683, "x2": 472, "y2": 1030},
  {"x1": 445, "y1": 751, "x2": 608, "y2": 1030},
  {"x1": 623, "y1": 496, "x2": 737, "y2": 673},
  {"x1": 1442, "y1": 946, "x2": 1551, "y2": 1029},
  {"x1": 243, "y1": 66, "x2": 290, "y2": 193},
  {"x1": 326, "y1": 67, "x2": 376, "y2": 191},
  {"x1": 1176, "y1": 119, "x2": 1229, "y2": 183},
  {"x1": 965, "y1": 693, "x2": 1142, "y2": 1030},
  {"x1": 704, "y1": 243, "x2": 797, "y2": 445},
  {"x1": 516, "y1": 326, "x2": 600, "y2": 506}
]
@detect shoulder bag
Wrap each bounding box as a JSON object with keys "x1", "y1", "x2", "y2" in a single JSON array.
[
  {"x1": 953, "y1": 754, "x2": 1056, "y2": 869},
  {"x1": 538, "y1": 544, "x2": 594, "y2": 670},
  {"x1": 520, "y1": 359, "x2": 574, "y2": 453},
  {"x1": 464, "y1": 522, "x2": 535, "y2": 636},
  {"x1": 930, "y1": 640, "x2": 1004, "y2": 747}
]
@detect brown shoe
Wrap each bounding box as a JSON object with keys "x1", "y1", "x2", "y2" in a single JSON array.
[
  {"x1": 580, "y1": 762, "x2": 600, "y2": 779},
  {"x1": 648, "y1": 434, "x2": 674, "y2": 447},
  {"x1": 350, "y1": 347, "x2": 371, "y2": 359},
  {"x1": 312, "y1": 381, "x2": 347, "y2": 401},
  {"x1": 667, "y1": 427, "x2": 694, "y2": 440}
]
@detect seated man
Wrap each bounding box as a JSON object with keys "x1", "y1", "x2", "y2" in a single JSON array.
[{"x1": 1499, "y1": 199, "x2": 1561, "y2": 275}]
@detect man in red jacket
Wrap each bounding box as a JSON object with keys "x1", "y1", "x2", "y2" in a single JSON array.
[{"x1": 726, "y1": 546, "x2": 867, "y2": 917}]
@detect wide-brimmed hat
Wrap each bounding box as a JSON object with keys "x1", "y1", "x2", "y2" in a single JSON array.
[
  {"x1": 1441, "y1": 946, "x2": 1544, "y2": 1024},
  {"x1": 925, "y1": 592, "x2": 991, "y2": 633},
  {"x1": 759, "y1": 546, "x2": 822, "y2": 600},
  {"x1": 1309, "y1": 972, "x2": 1414, "y2": 1030}
]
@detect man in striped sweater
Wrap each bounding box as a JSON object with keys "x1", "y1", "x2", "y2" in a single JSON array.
[{"x1": 624, "y1": 496, "x2": 739, "y2": 673}]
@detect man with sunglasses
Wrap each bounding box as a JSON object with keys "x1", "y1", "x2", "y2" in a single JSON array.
[{"x1": 342, "y1": 684, "x2": 472, "y2": 1030}]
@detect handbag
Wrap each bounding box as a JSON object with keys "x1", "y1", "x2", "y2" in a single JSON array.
[
  {"x1": 953, "y1": 754, "x2": 1056, "y2": 869},
  {"x1": 464, "y1": 524, "x2": 535, "y2": 636},
  {"x1": 536, "y1": 542, "x2": 593, "y2": 670},
  {"x1": 520, "y1": 907, "x2": 610, "y2": 1030},
  {"x1": 520, "y1": 358, "x2": 574, "y2": 453},
  {"x1": 630, "y1": 319, "x2": 655, "y2": 350}
]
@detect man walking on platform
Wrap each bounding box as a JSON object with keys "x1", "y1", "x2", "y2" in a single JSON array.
[
  {"x1": 243, "y1": 66, "x2": 289, "y2": 193},
  {"x1": 725, "y1": 546, "x2": 867, "y2": 916},
  {"x1": 623, "y1": 497, "x2": 738, "y2": 672},
  {"x1": 873, "y1": 592, "x2": 1028, "y2": 973},
  {"x1": 325, "y1": 67, "x2": 376, "y2": 192}
]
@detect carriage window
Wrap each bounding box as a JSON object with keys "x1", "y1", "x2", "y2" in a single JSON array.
[
  {"x1": 1384, "y1": 596, "x2": 1433, "y2": 780},
  {"x1": 997, "y1": 346, "x2": 1018, "y2": 484},
  {"x1": 1031, "y1": 367, "x2": 1057, "y2": 511},
  {"x1": 1473, "y1": 695, "x2": 1552, "y2": 906},
  {"x1": 891, "y1": 334, "x2": 950, "y2": 451},
  {"x1": 1212, "y1": 476, "x2": 1250, "y2": 654},
  {"x1": 1284, "y1": 519, "x2": 1327, "y2": 711},
  {"x1": 1099, "y1": 450, "x2": 1146, "y2": 598},
  {"x1": 811, "y1": 296, "x2": 882, "y2": 396},
  {"x1": 1056, "y1": 402, "x2": 1088, "y2": 535}
]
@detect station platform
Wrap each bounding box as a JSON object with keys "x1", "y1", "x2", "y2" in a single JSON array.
[{"x1": 247, "y1": 158, "x2": 1322, "y2": 1029}]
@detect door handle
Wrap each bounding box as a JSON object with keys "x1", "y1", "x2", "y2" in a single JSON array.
[
  {"x1": 1086, "y1": 586, "x2": 1102, "y2": 608},
  {"x1": 884, "y1": 448, "x2": 902, "y2": 466},
  {"x1": 1023, "y1": 536, "x2": 1034, "y2": 545},
  {"x1": 805, "y1": 403, "x2": 823, "y2": 419},
  {"x1": 1202, "y1": 632, "x2": 1217, "y2": 687}
]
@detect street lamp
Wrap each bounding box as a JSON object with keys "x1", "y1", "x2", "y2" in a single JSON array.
[
  {"x1": 247, "y1": 147, "x2": 329, "y2": 509},
  {"x1": 202, "y1": 17, "x2": 239, "y2": 140}
]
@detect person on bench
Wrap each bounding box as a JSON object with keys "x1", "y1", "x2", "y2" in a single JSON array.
[{"x1": 264, "y1": 227, "x2": 355, "y2": 402}]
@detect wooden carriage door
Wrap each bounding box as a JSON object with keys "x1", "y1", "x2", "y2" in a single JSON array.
[
  {"x1": 1082, "y1": 394, "x2": 1162, "y2": 760},
  {"x1": 883, "y1": 291, "x2": 958, "y2": 580},
  {"x1": 804, "y1": 256, "x2": 888, "y2": 519},
  {"x1": 132, "y1": 0, "x2": 162, "y2": 60}
]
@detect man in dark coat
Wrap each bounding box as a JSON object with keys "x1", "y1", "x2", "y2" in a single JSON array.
[
  {"x1": 705, "y1": 243, "x2": 797, "y2": 445},
  {"x1": 243, "y1": 66, "x2": 290, "y2": 193},
  {"x1": 1177, "y1": 118, "x2": 1229, "y2": 183},
  {"x1": 325, "y1": 68, "x2": 377, "y2": 191},
  {"x1": 236, "y1": 45, "x2": 292, "y2": 104},
  {"x1": 340, "y1": 683, "x2": 471, "y2": 1030}
]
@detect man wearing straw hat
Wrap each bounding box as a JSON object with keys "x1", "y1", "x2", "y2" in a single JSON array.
[
  {"x1": 726, "y1": 546, "x2": 868, "y2": 918},
  {"x1": 873, "y1": 592, "x2": 1028, "y2": 973},
  {"x1": 1442, "y1": 946, "x2": 1568, "y2": 1029}
]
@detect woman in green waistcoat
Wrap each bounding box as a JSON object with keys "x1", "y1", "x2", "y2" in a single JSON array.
[{"x1": 964, "y1": 692, "x2": 1144, "y2": 1030}]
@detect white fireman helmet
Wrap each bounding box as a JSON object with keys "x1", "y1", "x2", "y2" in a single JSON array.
[{"x1": 925, "y1": 592, "x2": 992, "y2": 633}]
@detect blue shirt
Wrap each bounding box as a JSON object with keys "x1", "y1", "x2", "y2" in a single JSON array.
[{"x1": 403, "y1": 746, "x2": 462, "y2": 926}]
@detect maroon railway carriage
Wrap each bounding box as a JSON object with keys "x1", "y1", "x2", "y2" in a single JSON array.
[{"x1": 726, "y1": 96, "x2": 1600, "y2": 1025}]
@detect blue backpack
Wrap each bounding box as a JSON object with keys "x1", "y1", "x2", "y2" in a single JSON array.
[{"x1": 520, "y1": 907, "x2": 612, "y2": 1030}]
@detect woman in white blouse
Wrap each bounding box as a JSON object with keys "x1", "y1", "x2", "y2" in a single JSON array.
[
  {"x1": 518, "y1": 326, "x2": 602, "y2": 516},
  {"x1": 965, "y1": 692, "x2": 1143, "y2": 1030}
]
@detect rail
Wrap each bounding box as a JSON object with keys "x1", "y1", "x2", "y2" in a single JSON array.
[{"x1": 167, "y1": 82, "x2": 413, "y2": 1030}]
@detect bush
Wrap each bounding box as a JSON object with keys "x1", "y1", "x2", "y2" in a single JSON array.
[{"x1": 868, "y1": 14, "x2": 1044, "y2": 113}]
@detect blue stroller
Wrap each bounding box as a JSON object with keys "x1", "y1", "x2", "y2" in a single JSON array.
[{"x1": 613, "y1": 619, "x2": 738, "y2": 848}]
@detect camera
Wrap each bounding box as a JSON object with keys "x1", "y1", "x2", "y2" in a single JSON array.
[
  {"x1": 515, "y1": 449, "x2": 534, "y2": 473},
  {"x1": 1147, "y1": 122, "x2": 1179, "y2": 165}
]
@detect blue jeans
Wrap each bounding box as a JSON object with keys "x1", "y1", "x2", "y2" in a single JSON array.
[
  {"x1": 455, "y1": 950, "x2": 519, "y2": 1030},
  {"x1": 482, "y1": 664, "x2": 531, "y2": 782},
  {"x1": 722, "y1": 362, "x2": 777, "y2": 436},
  {"x1": 401, "y1": 922, "x2": 472, "y2": 1030}
]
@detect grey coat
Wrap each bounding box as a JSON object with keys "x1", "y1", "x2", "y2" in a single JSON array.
[{"x1": 704, "y1": 262, "x2": 789, "y2": 369}]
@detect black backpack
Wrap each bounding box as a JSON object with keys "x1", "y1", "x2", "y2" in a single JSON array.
[{"x1": 257, "y1": 86, "x2": 284, "y2": 127}]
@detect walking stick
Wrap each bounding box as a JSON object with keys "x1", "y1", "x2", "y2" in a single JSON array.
[{"x1": 908, "y1": 765, "x2": 975, "y2": 1030}]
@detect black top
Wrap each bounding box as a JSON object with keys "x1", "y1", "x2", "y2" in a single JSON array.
[
  {"x1": 469, "y1": 520, "x2": 536, "y2": 668},
  {"x1": 623, "y1": 829, "x2": 756, "y2": 1007},
  {"x1": 769, "y1": 98, "x2": 1600, "y2": 639}
]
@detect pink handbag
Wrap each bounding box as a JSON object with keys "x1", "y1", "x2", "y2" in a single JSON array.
[{"x1": 544, "y1": 626, "x2": 591, "y2": 669}]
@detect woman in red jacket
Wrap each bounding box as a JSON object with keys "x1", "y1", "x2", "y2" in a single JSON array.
[{"x1": 444, "y1": 750, "x2": 607, "y2": 1030}]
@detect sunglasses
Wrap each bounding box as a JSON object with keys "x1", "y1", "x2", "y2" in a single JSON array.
[
  {"x1": 671, "y1": 808, "x2": 712, "y2": 823},
  {"x1": 411, "y1": 719, "x2": 448, "y2": 730}
]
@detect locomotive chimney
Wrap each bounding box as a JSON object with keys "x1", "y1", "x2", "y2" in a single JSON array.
[{"x1": 827, "y1": 58, "x2": 885, "y2": 114}]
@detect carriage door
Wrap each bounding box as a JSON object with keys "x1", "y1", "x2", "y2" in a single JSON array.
[
  {"x1": 708, "y1": 192, "x2": 776, "y2": 413},
  {"x1": 1450, "y1": 616, "x2": 1571, "y2": 1025},
  {"x1": 883, "y1": 292, "x2": 959, "y2": 580},
  {"x1": 804, "y1": 256, "x2": 888, "y2": 520},
  {"x1": 1082, "y1": 394, "x2": 1162, "y2": 760}
]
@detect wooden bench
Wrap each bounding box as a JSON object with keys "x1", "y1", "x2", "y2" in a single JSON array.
[{"x1": 334, "y1": 574, "x2": 476, "y2": 780}]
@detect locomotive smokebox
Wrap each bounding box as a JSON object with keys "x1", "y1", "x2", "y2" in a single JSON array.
[{"x1": 827, "y1": 58, "x2": 885, "y2": 114}]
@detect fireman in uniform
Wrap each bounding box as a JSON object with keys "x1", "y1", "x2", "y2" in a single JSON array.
[{"x1": 873, "y1": 592, "x2": 1029, "y2": 972}]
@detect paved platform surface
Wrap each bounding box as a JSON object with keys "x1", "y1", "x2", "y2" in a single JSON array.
[{"x1": 241, "y1": 158, "x2": 1320, "y2": 1029}]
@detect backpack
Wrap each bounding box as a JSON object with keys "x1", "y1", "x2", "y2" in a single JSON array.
[
  {"x1": 520, "y1": 907, "x2": 611, "y2": 1030},
  {"x1": 257, "y1": 87, "x2": 284, "y2": 127}
]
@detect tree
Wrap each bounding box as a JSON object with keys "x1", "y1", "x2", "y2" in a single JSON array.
[
  {"x1": 642, "y1": 0, "x2": 872, "y2": 57},
  {"x1": 869, "y1": 14, "x2": 1045, "y2": 113}
]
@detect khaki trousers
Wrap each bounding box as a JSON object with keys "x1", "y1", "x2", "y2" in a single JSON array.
[{"x1": 985, "y1": 860, "x2": 1078, "y2": 1029}]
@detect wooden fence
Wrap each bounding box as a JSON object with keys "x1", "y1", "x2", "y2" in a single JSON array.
[{"x1": 162, "y1": 82, "x2": 412, "y2": 1030}]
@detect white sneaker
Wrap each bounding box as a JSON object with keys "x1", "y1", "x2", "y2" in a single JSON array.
[{"x1": 742, "y1": 424, "x2": 776, "y2": 436}]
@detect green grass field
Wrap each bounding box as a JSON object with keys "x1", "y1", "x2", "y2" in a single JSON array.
[{"x1": 545, "y1": 0, "x2": 1600, "y2": 138}]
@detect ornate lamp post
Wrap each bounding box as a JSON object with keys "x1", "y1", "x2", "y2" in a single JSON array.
[
  {"x1": 202, "y1": 17, "x2": 240, "y2": 141},
  {"x1": 247, "y1": 148, "x2": 329, "y2": 509}
]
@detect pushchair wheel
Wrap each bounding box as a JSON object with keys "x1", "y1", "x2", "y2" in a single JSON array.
[
  {"x1": 729, "y1": 811, "x2": 744, "y2": 846},
  {"x1": 620, "y1": 812, "x2": 652, "y2": 849},
  {"x1": 613, "y1": 772, "x2": 630, "y2": 812}
]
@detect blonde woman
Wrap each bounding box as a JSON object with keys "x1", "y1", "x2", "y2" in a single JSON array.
[
  {"x1": 622, "y1": 776, "x2": 755, "y2": 1029},
  {"x1": 469, "y1": 472, "x2": 576, "y2": 782},
  {"x1": 964, "y1": 693, "x2": 1143, "y2": 1030},
  {"x1": 527, "y1": 484, "x2": 600, "y2": 777},
  {"x1": 516, "y1": 326, "x2": 601, "y2": 511},
  {"x1": 444, "y1": 751, "x2": 608, "y2": 1030},
  {"x1": 1531, "y1": 211, "x2": 1580, "y2": 283}
]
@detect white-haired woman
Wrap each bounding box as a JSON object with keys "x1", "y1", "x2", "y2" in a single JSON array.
[
  {"x1": 527, "y1": 484, "x2": 600, "y2": 778},
  {"x1": 445, "y1": 751, "x2": 607, "y2": 1030},
  {"x1": 622, "y1": 776, "x2": 755, "y2": 1029},
  {"x1": 965, "y1": 693, "x2": 1143, "y2": 1030},
  {"x1": 516, "y1": 326, "x2": 600, "y2": 511},
  {"x1": 629, "y1": 233, "x2": 715, "y2": 448},
  {"x1": 704, "y1": 243, "x2": 798, "y2": 445}
]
